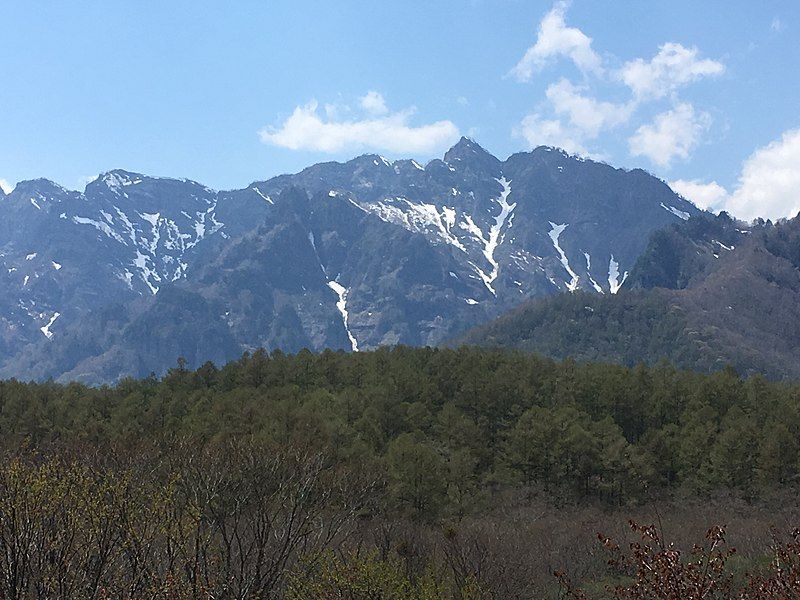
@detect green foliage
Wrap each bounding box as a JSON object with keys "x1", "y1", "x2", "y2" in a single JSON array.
[{"x1": 1, "y1": 346, "x2": 800, "y2": 518}]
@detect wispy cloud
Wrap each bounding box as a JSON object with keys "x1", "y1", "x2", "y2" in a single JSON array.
[
  {"x1": 517, "y1": 113, "x2": 589, "y2": 156},
  {"x1": 259, "y1": 93, "x2": 460, "y2": 155},
  {"x1": 517, "y1": 79, "x2": 631, "y2": 156},
  {"x1": 509, "y1": 0, "x2": 602, "y2": 81},
  {"x1": 629, "y1": 103, "x2": 711, "y2": 168},
  {"x1": 618, "y1": 43, "x2": 725, "y2": 101},
  {"x1": 359, "y1": 91, "x2": 388, "y2": 116},
  {"x1": 546, "y1": 78, "x2": 633, "y2": 138}
]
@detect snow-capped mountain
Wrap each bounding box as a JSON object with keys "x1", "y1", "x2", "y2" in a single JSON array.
[{"x1": 0, "y1": 138, "x2": 701, "y2": 383}]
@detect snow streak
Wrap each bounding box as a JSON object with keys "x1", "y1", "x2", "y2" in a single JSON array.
[
  {"x1": 464, "y1": 177, "x2": 515, "y2": 295},
  {"x1": 660, "y1": 202, "x2": 690, "y2": 220},
  {"x1": 608, "y1": 255, "x2": 628, "y2": 294},
  {"x1": 548, "y1": 222, "x2": 579, "y2": 292},
  {"x1": 583, "y1": 252, "x2": 604, "y2": 293},
  {"x1": 328, "y1": 281, "x2": 359, "y2": 352},
  {"x1": 40, "y1": 312, "x2": 60, "y2": 339}
]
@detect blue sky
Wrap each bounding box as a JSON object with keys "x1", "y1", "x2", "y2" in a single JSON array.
[{"x1": 1, "y1": 0, "x2": 798, "y2": 220}]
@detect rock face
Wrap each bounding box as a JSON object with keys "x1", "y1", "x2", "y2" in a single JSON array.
[{"x1": 0, "y1": 139, "x2": 700, "y2": 383}]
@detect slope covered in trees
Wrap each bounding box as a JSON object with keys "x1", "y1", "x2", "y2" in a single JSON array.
[
  {"x1": 4, "y1": 347, "x2": 800, "y2": 503},
  {"x1": 456, "y1": 213, "x2": 800, "y2": 379}
]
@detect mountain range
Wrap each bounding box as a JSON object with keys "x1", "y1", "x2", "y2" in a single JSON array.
[{"x1": 0, "y1": 137, "x2": 748, "y2": 384}]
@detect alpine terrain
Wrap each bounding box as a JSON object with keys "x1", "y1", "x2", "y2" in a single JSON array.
[{"x1": 0, "y1": 138, "x2": 701, "y2": 383}]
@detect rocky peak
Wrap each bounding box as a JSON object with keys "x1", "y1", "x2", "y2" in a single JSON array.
[{"x1": 444, "y1": 137, "x2": 502, "y2": 175}]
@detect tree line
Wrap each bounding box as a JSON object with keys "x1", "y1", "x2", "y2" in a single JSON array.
[{"x1": 2, "y1": 347, "x2": 799, "y2": 511}]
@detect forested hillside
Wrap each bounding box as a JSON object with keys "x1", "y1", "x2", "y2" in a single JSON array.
[
  {"x1": 1, "y1": 347, "x2": 799, "y2": 597},
  {"x1": 457, "y1": 213, "x2": 800, "y2": 379},
  {"x1": 5, "y1": 346, "x2": 800, "y2": 498}
]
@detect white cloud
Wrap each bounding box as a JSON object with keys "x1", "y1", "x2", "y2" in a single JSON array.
[
  {"x1": 771, "y1": 17, "x2": 784, "y2": 32},
  {"x1": 628, "y1": 103, "x2": 710, "y2": 167},
  {"x1": 619, "y1": 43, "x2": 724, "y2": 101},
  {"x1": 359, "y1": 91, "x2": 388, "y2": 116},
  {"x1": 670, "y1": 129, "x2": 800, "y2": 222},
  {"x1": 516, "y1": 79, "x2": 632, "y2": 156},
  {"x1": 509, "y1": 7, "x2": 723, "y2": 162},
  {"x1": 0, "y1": 179, "x2": 13, "y2": 194},
  {"x1": 78, "y1": 175, "x2": 99, "y2": 190},
  {"x1": 510, "y1": 1, "x2": 603, "y2": 81},
  {"x1": 726, "y1": 129, "x2": 800, "y2": 221},
  {"x1": 259, "y1": 98, "x2": 460, "y2": 155},
  {"x1": 546, "y1": 78, "x2": 632, "y2": 137},
  {"x1": 669, "y1": 179, "x2": 729, "y2": 211},
  {"x1": 517, "y1": 113, "x2": 589, "y2": 156}
]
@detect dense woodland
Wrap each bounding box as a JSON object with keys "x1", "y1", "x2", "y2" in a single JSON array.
[{"x1": 1, "y1": 347, "x2": 800, "y2": 597}]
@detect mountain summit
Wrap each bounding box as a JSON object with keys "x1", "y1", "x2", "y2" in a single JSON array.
[{"x1": 443, "y1": 137, "x2": 501, "y2": 171}]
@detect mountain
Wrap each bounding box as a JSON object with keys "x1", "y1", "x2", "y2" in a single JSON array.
[
  {"x1": 456, "y1": 211, "x2": 800, "y2": 379},
  {"x1": 0, "y1": 139, "x2": 701, "y2": 383}
]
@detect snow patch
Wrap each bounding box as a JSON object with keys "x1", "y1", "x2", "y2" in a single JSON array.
[
  {"x1": 140, "y1": 212, "x2": 160, "y2": 227},
  {"x1": 327, "y1": 280, "x2": 358, "y2": 352},
  {"x1": 713, "y1": 240, "x2": 734, "y2": 251},
  {"x1": 548, "y1": 222, "x2": 579, "y2": 292},
  {"x1": 608, "y1": 255, "x2": 628, "y2": 294},
  {"x1": 119, "y1": 270, "x2": 134, "y2": 289},
  {"x1": 40, "y1": 312, "x2": 60, "y2": 340},
  {"x1": 366, "y1": 199, "x2": 466, "y2": 252},
  {"x1": 138, "y1": 212, "x2": 162, "y2": 256},
  {"x1": 583, "y1": 252, "x2": 604, "y2": 294},
  {"x1": 251, "y1": 186, "x2": 274, "y2": 204},
  {"x1": 102, "y1": 172, "x2": 128, "y2": 194},
  {"x1": 661, "y1": 203, "x2": 690, "y2": 220},
  {"x1": 72, "y1": 216, "x2": 127, "y2": 244},
  {"x1": 459, "y1": 177, "x2": 515, "y2": 295},
  {"x1": 113, "y1": 208, "x2": 137, "y2": 244},
  {"x1": 134, "y1": 250, "x2": 161, "y2": 294}
]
